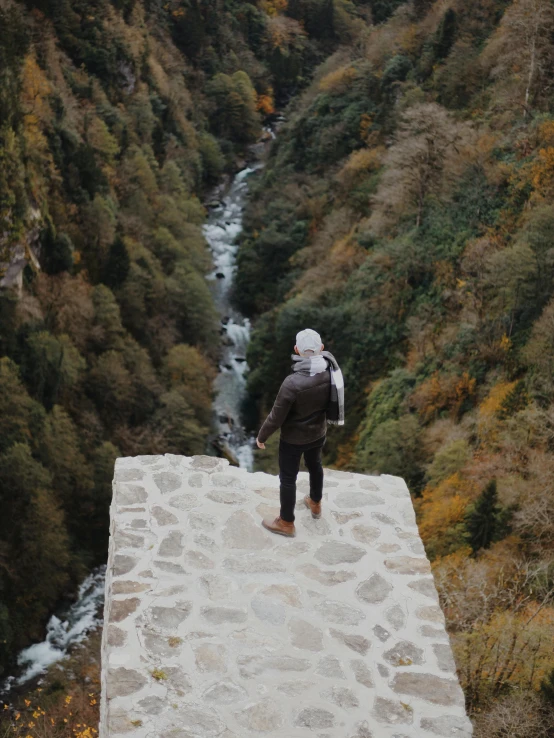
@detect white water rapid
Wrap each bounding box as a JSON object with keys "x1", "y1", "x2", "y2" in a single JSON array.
[
  {"x1": 204, "y1": 164, "x2": 262, "y2": 470},
  {"x1": 1, "y1": 566, "x2": 106, "y2": 694}
]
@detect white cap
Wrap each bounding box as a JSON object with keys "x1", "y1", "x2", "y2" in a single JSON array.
[{"x1": 296, "y1": 328, "x2": 323, "y2": 356}]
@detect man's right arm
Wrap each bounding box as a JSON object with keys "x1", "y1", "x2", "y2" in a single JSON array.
[{"x1": 257, "y1": 378, "x2": 296, "y2": 444}]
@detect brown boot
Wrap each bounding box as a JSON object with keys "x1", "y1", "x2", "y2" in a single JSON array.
[
  {"x1": 262, "y1": 517, "x2": 296, "y2": 537},
  {"x1": 304, "y1": 495, "x2": 321, "y2": 519}
]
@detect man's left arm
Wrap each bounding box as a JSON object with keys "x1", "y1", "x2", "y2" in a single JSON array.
[{"x1": 257, "y1": 378, "x2": 295, "y2": 447}]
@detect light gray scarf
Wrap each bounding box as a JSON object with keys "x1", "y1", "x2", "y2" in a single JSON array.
[{"x1": 292, "y1": 351, "x2": 345, "y2": 426}]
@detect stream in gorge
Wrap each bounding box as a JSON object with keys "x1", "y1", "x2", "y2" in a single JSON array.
[
  {"x1": 1, "y1": 129, "x2": 274, "y2": 698},
  {"x1": 203, "y1": 164, "x2": 261, "y2": 470}
]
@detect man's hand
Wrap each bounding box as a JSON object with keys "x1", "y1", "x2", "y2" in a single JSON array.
[{"x1": 256, "y1": 438, "x2": 265, "y2": 449}]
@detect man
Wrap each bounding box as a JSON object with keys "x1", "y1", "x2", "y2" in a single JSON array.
[{"x1": 256, "y1": 328, "x2": 344, "y2": 537}]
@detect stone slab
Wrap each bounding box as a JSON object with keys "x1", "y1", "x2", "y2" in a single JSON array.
[{"x1": 100, "y1": 455, "x2": 472, "y2": 737}]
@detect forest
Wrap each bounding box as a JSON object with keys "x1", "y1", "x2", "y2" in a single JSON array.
[
  {"x1": 0, "y1": 0, "x2": 553, "y2": 736},
  {"x1": 0, "y1": 0, "x2": 347, "y2": 684},
  {"x1": 239, "y1": 0, "x2": 554, "y2": 734}
]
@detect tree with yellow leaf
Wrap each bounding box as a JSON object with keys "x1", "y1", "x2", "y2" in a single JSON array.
[{"x1": 20, "y1": 55, "x2": 51, "y2": 149}]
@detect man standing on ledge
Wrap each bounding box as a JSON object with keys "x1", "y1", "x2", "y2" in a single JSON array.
[{"x1": 256, "y1": 329, "x2": 345, "y2": 537}]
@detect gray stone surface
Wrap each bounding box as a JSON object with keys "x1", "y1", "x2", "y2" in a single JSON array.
[
  {"x1": 384, "y1": 640, "x2": 425, "y2": 667},
  {"x1": 158, "y1": 530, "x2": 184, "y2": 557},
  {"x1": 316, "y1": 655, "x2": 346, "y2": 679},
  {"x1": 315, "y1": 541, "x2": 366, "y2": 565},
  {"x1": 330, "y1": 629, "x2": 371, "y2": 655},
  {"x1": 357, "y1": 573, "x2": 393, "y2": 604},
  {"x1": 350, "y1": 659, "x2": 374, "y2": 688},
  {"x1": 433, "y1": 643, "x2": 457, "y2": 673},
  {"x1": 289, "y1": 617, "x2": 324, "y2": 651},
  {"x1": 421, "y1": 715, "x2": 473, "y2": 736},
  {"x1": 295, "y1": 707, "x2": 336, "y2": 729},
  {"x1": 351, "y1": 524, "x2": 381, "y2": 545},
  {"x1": 386, "y1": 604, "x2": 407, "y2": 630},
  {"x1": 101, "y1": 455, "x2": 472, "y2": 738},
  {"x1": 392, "y1": 672, "x2": 466, "y2": 706}
]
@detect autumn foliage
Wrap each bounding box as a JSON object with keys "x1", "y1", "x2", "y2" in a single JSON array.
[{"x1": 236, "y1": 1, "x2": 554, "y2": 734}]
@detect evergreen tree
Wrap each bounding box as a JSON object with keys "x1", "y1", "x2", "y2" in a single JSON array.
[
  {"x1": 434, "y1": 9, "x2": 458, "y2": 60},
  {"x1": 41, "y1": 224, "x2": 74, "y2": 275},
  {"x1": 0, "y1": 357, "x2": 44, "y2": 453},
  {"x1": 463, "y1": 480, "x2": 510, "y2": 553},
  {"x1": 40, "y1": 405, "x2": 95, "y2": 551},
  {"x1": 103, "y1": 236, "x2": 130, "y2": 289}
]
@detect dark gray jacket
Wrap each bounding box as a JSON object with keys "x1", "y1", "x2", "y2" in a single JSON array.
[{"x1": 258, "y1": 369, "x2": 331, "y2": 445}]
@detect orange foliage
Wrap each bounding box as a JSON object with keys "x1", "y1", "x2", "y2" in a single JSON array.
[
  {"x1": 410, "y1": 371, "x2": 476, "y2": 423},
  {"x1": 256, "y1": 91, "x2": 275, "y2": 115},
  {"x1": 530, "y1": 145, "x2": 554, "y2": 196},
  {"x1": 319, "y1": 65, "x2": 357, "y2": 95},
  {"x1": 478, "y1": 380, "x2": 518, "y2": 419},
  {"x1": 418, "y1": 473, "x2": 477, "y2": 545},
  {"x1": 476, "y1": 380, "x2": 519, "y2": 445},
  {"x1": 430, "y1": 547, "x2": 472, "y2": 581}
]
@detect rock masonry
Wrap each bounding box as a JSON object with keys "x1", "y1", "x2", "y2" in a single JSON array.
[{"x1": 100, "y1": 454, "x2": 472, "y2": 738}]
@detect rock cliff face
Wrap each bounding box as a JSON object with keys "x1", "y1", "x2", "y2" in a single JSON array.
[{"x1": 100, "y1": 455, "x2": 472, "y2": 737}]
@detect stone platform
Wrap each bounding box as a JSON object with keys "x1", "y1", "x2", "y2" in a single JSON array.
[{"x1": 100, "y1": 455, "x2": 472, "y2": 738}]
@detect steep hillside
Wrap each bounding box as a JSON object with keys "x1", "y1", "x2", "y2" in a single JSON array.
[
  {"x1": 238, "y1": 0, "x2": 554, "y2": 734},
  {"x1": 0, "y1": 0, "x2": 368, "y2": 677}
]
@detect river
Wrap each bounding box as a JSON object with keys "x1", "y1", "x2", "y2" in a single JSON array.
[
  {"x1": 204, "y1": 165, "x2": 259, "y2": 470},
  {"x1": 1, "y1": 133, "x2": 270, "y2": 697}
]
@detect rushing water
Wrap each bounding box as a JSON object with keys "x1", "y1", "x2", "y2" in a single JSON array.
[
  {"x1": 204, "y1": 163, "x2": 263, "y2": 470},
  {"x1": 1, "y1": 567, "x2": 106, "y2": 695}
]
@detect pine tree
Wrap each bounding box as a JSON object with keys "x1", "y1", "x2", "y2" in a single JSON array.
[
  {"x1": 41, "y1": 224, "x2": 74, "y2": 275},
  {"x1": 103, "y1": 235, "x2": 130, "y2": 289},
  {"x1": 464, "y1": 480, "x2": 506, "y2": 553},
  {"x1": 434, "y1": 9, "x2": 457, "y2": 61}
]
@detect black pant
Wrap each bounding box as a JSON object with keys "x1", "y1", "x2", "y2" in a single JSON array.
[{"x1": 279, "y1": 436, "x2": 325, "y2": 523}]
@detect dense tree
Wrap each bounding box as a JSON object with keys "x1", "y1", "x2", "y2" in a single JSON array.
[
  {"x1": 103, "y1": 236, "x2": 131, "y2": 288},
  {"x1": 40, "y1": 225, "x2": 74, "y2": 275},
  {"x1": 463, "y1": 480, "x2": 511, "y2": 553},
  {"x1": 370, "y1": 102, "x2": 474, "y2": 230},
  {"x1": 40, "y1": 405, "x2": 95, "y2": 551},
  {"x1": 0, "y1": 357, "x2": 43, "y2": 453},
  {"x1": 233, "y1": 5, "x2": 554, "y2": 730},
  {"x1": 0, "y1": 443, "x2": 72, "y2": 649},
  {"x1": 22, "y1": 331, "x2": 86, "y2": 408},
  {"x1": 0, "y1": 4, "x2": 29, "y2": 126},
  {"x1": 485, "y1": 0, "x2": 554, "y2": 117},
  {"x1": 2, "y1": 3, "x2": 554, "y2": 733},
  {"x1": 357, "y1": 414, "x2": 425, "y2": 489},
  {"x1": 205, "y1": 71, "x2": 261, "y2": 144}
]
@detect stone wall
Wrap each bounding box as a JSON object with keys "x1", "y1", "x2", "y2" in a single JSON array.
[{"x1": 100, "y1": 454, "x2": 473, "y2": 738}]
